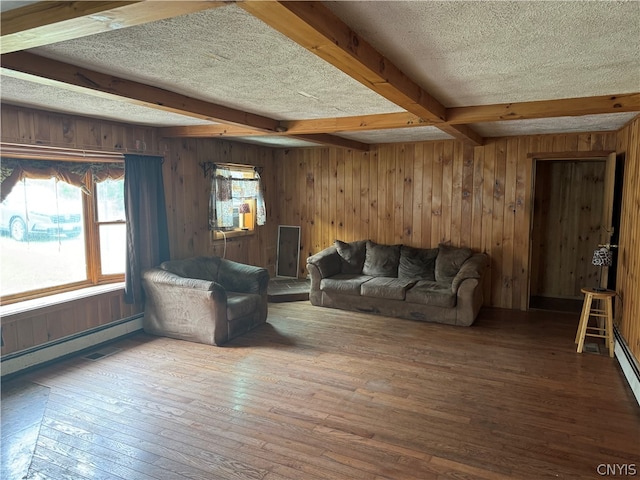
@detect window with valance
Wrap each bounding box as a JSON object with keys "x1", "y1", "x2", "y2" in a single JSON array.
[{"x1": 0, "y1": 144, "x2": 126, "y2": 303}]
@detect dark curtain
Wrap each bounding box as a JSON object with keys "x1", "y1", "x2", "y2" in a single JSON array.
[{"x1": 124, "y1": 154, "x2": 170, "y2": 304}]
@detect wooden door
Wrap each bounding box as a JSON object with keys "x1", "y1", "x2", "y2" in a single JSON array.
[{"x1": 529, "y1": 154, "x2": 616, "y2": 307}]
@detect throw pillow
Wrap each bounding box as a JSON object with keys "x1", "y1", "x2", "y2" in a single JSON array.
[
  {"x1": 398, "y1": 245, "x2": 438, "y2": 280},
  {"x1": 335, "y1": 239, "x2": 367, "y2": 274},
  {"x1": 363, "y1": 240, "x2": 401, "y2": 277},
  {"x1": 435, "y1": 244, "x2": 473, "y2": 283}
]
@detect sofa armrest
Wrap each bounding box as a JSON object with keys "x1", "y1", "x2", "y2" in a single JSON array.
[
  {"x1": 142, "y1": 268, "x2": 227, "y2": 301},
  {"x1": 451, "y1": 253, "x2": 489, "y2": 292},
  {"x1": 307, "y1": 246, "x2": 341, "y2": 280},
  {"x1": 218, "y1": 259, "x2": 270, "y2": 294}
]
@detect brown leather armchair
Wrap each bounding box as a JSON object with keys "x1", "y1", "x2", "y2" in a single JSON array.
[{"x1": 141, "y1": 256, "x2": 269, "y2": 346}]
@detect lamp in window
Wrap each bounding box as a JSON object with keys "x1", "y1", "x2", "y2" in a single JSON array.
[
  {"x1": 591, "y1": 245, "x2": 613, "y2": 292},
  {"x1": 239, "y1": 202, "x2": 251, "y2": 230}
]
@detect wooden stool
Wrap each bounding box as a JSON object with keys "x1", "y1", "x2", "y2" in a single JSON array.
[{"x1": 575, "y1": 287, "x2": 615, "y2": 357}]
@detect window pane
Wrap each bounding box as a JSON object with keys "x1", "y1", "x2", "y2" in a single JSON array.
[
  {"x1": 0, "y1": 178, "x2": 87, "y2": 296},
  {"x1": 96, "y1": 179, "x2": 125, "y2": 222},
  {"x1": 99, "y1": 224, "x2": 126, "y2": 275}
]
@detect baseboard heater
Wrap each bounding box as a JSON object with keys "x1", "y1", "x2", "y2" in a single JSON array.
[
  {"x1": 614, "y1": 326, "x2": 640, "y2": 406},
  {"x1": 1, "y1": 314, "x2": 143, "y2": 379}
]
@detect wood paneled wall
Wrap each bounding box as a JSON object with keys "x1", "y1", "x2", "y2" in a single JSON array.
[
  {"x1": 615, "y1": 116, "x2": 640, "y2": 361},
  {"x1": 161, "y1": 138, "x2": 278, "y2": 272},
  {"x1": 274, "y1": 132, "x2": 619, "y2": 311},
  {"x1": 1, "y1": 288, "x2": 141, "y2": 355},
  {"x1": 1, "y1": 103, "x2": 638, "y2": 367},
  {"x1": 1, "y1": 104, "x2": 159, "y2": 153}
]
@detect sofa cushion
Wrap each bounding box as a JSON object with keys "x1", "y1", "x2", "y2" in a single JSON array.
[
  {"x1": 398, "y1": 246, "x2": 438, "y2": 281},
  {"x1": 363, "y1": 241, "x2": 401, "y2": 277},
  {"x1": 435, "y1": 244, "x2": 473, "y2": 284},
  {"x1": 335, "y1": 240, "x2": 367, "y2": 274},
  {"x1": 360, "y1": 277, "x2": 417, "y2": 300},
  {"x1": 405, "y1": 280, "x2": 457, "y2": 308},
  {"x1": 160, "y1": 256, "x2": 221, "y2": 281},
  {"x1": 320, "y1": 273, "x2": 373, "y2": 296}
]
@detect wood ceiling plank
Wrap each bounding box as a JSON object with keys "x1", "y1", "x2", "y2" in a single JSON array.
[
  {"x1": 1, "y1": 1, "x2": 227, "y2": 54},
  {"x1": 1, "y1": 52, "x2": 281, "y2": 132},
  {"x1": 447, "y1": 93, "x2": 640, "y2": 124},
  {"x1": 240, "y1": 1, "x2": 483, "y2": 146}
]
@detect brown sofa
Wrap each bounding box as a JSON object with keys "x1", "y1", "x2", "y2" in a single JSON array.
[
  {"x1": 306, "y1": 240, "x2": 489, "y2": 326},
  {"x1": 142, "y1": 256, "x2": 269, "y2": 346}
]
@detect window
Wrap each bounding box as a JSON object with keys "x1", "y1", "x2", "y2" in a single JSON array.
[
  {"x1": 95, "y1": 178, "x2": 126, "y2": 275},
  {"x1": 209, "y1": 164, "x2": 265, "y2": 240},
  {"x1": 0, "y1": 156, "x2": 125, "y2": 303}
]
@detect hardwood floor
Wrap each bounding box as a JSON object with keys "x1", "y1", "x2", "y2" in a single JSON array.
[{"x1": 2, "y1": 303, "x2": 639, "y2": 480}]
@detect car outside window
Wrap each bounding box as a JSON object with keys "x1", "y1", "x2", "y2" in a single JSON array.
[{"x1": 0, "y1": 174, "x2": 125, "y2": 302}]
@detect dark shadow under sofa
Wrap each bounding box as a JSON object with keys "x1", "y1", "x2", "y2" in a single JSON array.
[{"x1": 306, "y1": 240, "x2": 489, "y2": 326}]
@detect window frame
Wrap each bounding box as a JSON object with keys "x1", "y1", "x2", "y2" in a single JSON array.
[
  {"x1": 0, "y1": 148, "x2": 125, "y2": 305},
  {"x1": 211, "y1": 164, "x2": 259, "y2": 242}
]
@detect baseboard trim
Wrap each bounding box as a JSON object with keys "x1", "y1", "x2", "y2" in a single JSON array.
[
  {"x1": 1, "y1": 314, "x2": 143, "y2": 378},
  {"x1": 614, "y1": 327, "x2": 640, "y2": 406}
]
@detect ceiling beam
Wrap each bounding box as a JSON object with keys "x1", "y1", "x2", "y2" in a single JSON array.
[
  {"x1": 1, "y1": 51, "x2": 281, "y2": 132},
  {"x1": 160, "y1": 112, "x2": 431, "y2": 137},
  {"x1": 159, "y1": 91, "x2": 640, "y2": 140},
  {"x1": 281, "y1": 112, "x2": 432, "y2": 135},
  {"x1": 161, "y1": 125, "x2": 262, "y2": 137},
  {"x1": 447, "y1": 92, "x2": 640, "y2": 124},
  {"x1": 2, "y1": 52, "x2": 365, "y2": 150},
  {"x1": 240, "y1": 1, "x2": 483, "y2": 146},
  {"x1": 160, "y1": 125, "x2": 370, "y2": 151},
  {"x1": 1, "y1": 1, "x2": 228, "y2": 54},
  {"x1": 288, "y1": 134, "x2": 370, "y2": 152}
]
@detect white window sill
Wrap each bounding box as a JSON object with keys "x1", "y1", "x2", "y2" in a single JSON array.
[{"x1": 0, "y1": 283, "x2": 125, "y2": 318}]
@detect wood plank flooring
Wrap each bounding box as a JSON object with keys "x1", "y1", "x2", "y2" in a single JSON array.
[{"x1": 2, "y1": 303, "x2": 639, "y2": 480}]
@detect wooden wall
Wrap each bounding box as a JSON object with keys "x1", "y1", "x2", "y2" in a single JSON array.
[
  {"x1": 161, "y1": 138, "x2": 278, "y2": 273},
  {"x1": 0, "y1": 105, "x2": 148, "y2": 356},
  {"x1": 530, "y1": 161, "x2": 606, "y2": 299},
  {"x1": 1, "y1": 104, "x2": 159, "y2": 153},
  {"x1": 274, "y1": 132, "x2": 619, "y2": 311},
  {"x1": 1, "y1": 103, "x2": 638, "y2": 367},
  {"x1": 1, "y1": 288, "x2": 140, "y2": 355},
  {"x1": 615, "y1": 116, "x2": 640, "y2": 361}
]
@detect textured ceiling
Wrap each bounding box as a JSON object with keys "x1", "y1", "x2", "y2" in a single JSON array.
[
  {"x1": 1, "y1": 1, "x2": 638, "y2": 148},
  {"x1": 31, "y1": 4, "x2": 404, "y2": 120},
  {"x1": 327, "y1": 1, "x2": 640, "y2": 106}
]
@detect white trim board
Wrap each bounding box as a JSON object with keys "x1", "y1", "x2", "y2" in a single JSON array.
[
  {"x1": 1, "y1": 314, "x2": 143, "y2": 378},
  {"x1": 615, "y1": 329, "x2": 640, "y2": 406}
]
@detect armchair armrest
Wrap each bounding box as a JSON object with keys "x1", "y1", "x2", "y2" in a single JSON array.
[
  {"x1": 451, "y1": 253, "x2": 489, "y2": 292},
  {"x1": 217, "y1": 259, "x2": 269, "y2": 294},
  {"x1": 142, "y1": 268, "x2": 227, "y2": 301}
]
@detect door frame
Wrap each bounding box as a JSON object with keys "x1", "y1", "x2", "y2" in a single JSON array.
[{"x1": 526, "y1": 150, "x2": 616, "y2": 310}]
